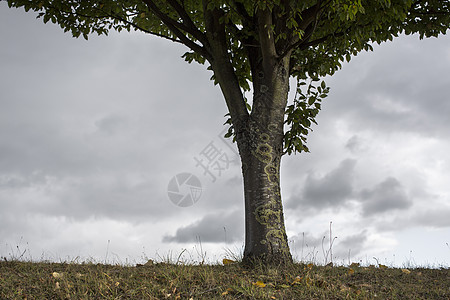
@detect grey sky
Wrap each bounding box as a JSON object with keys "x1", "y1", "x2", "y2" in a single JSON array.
[
  {"x1": 287, "y1": 158, "x2": 357, "y2": 211},
  {"x1": 1, "y1": 4, "x2": 449, "y2": 266}
]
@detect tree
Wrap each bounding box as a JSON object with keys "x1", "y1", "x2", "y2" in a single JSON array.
[{"x1": 4, "y1": 0, "x2": 449, "y2": 266}]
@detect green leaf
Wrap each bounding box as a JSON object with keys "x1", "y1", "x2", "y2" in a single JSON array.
[{"x1": 224, "y1": 130, "x2": 233, "y2": 138}]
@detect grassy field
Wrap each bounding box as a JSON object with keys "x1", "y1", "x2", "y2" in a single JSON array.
[{"x1": 0, "y1": 257, "x2": 449, "y2": 299}]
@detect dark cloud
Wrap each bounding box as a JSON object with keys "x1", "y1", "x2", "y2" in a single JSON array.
[
  {"x1": 359, "y1": 177, "x2": 412, "y2": 216},
  {"x1": 287, "y1": 159, "x2": 357, "y2": 211},
  {"x1": 325, "y1": 34, "x2": 450, "y2": 139},
  {"x1": 0, "y1": 174, "x2": 178, "y2": 223},
  {"x1": 375, "y1": 207, "x2": 450, "y2": 231},
  {"x1": 335, "y1": 231, "x2": 368, "y2": 259},
  {"x1": 345, "y1": 135, "x2": 368, "y2": 155},
  {"x1": 162, "y1": 210, "x2": 244, "y2": 243}
]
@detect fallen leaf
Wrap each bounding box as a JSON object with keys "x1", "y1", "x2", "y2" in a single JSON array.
[
  {"x1": 221, "y1": 287, "x2": 233, "y2": 296},
  {"x1": 348, "y1": 268, "x2": 355, "y2": 275},
  {"x1": 291, "y1": 276, "x2": 302, "y2": 284},
  {"x1": 223, "y1": 258, "x2": 236, "y2": 265},
  {"x1": 52, "y1": 272, "x2": 63, "y2": 279},
  {"x1": 307, "y1": 263, "x2": 314, "y2": 269},
  {"x1": 55, "y1": 282, "x2": 60, "y2": 289},
  {"x1": 401, "y1": 268, "x2": 411, "y2": 274},
  {"x1": 378, "y1": 264, "x2": 388, "y2": 269},
  {"x1": 253, "y1": 281, "x2": 266, "y2": 287}
]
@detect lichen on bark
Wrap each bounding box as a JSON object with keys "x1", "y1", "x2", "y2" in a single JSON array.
[{"x1": 248, "y1": 123, "x2": 290, "y2": 259}]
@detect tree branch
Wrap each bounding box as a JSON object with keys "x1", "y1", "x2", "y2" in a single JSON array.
[
  {"x1": 232, "y1": 0, "x2": 252, "y2": 24},
  {"x1": 202, "y1": 0, "x2": 249, "y2": 130},
  {"x1": 165, "y1": 0, "x2": 210, "y2": 48},
  {"x1": 103, "y1": 12, "x2": 182, "y2": 44},
  {"x1": 42, "y1": 3, "x2": 184, "y2": 44},
  {"x1": 279, "y1": 2, "x2": 322, "y2": 58},
  {"x1": 141, "y1": 0, "x2": 212, "y2": 61},
  {"x1": 257, "y1": 6, "x2": 277, "y2": 67}
]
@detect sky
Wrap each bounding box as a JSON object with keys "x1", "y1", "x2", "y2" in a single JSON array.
[{"x1": 1, "y1": 4, "x2": 449, "y2": 267}]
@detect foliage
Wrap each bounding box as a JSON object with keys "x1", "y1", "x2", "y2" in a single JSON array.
[
  {"x1": 284, "y1": 78, "x2": 330, "y2": 154},
  {"x1": 4, "y1": 0, "x2": 449, "y2": 153}
]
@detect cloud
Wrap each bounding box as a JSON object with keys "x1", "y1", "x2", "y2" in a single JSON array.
[
  {"x1": 345, "y1": 135, "x2": 368, "y2": 155},
  {"x1": 414, "y1": 208, "x2": 450, "y2": 228},
  {"x1": 335, "y1": 231, "x2": 368, "y2": 258},
  {"x1": 94, "y1": 114, "x2": 128, "y2": 136},
  {"x1": 325, "y1": 35, "x2": 450, "y2": 140},
  {"x1": 287, "y1": 159, "x2": 357, "y2": 211},
  {"x1": 162, "y1": 210, "x2": 244, "y2": 243},
  {"x1": 375, "y1": 207, "x2": 450, "y2": 232},
  {"x1": 359, "y1": 177, "x2": 412, "y2": 216}
]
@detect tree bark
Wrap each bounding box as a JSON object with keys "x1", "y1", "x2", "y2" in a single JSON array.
[
  {"x1": 203, "y1": 3, "x2": 293, "y2": 266},
  {"x1": 236, "y1": 55, "x2": 293, "y2": 266}
]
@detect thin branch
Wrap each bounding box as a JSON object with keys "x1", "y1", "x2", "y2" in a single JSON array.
[
  {"x1": 166, "y1": 0, "x2": 209, "y2": 47},
  {"x1": 141, "y1": 0, "x2": 211, "y2": 60},
  {"x1": 279, "y1": 2, "x2": 322, "y2": 59},
  {"x1": 44, "y1": 3, "x2": 184, "y2": 44},
  {"x1": 231, "y1": 0, "x2": 252, "y2": 24},
  {"x1": 103, "y1": 12, "x2": 182, "y2": 44},
  {"x1": 297, "y1": 19, "x2": 375, "y2": 51},
  {"x1": 319, "y1": 0, "x2": 333, "y2": 11}
]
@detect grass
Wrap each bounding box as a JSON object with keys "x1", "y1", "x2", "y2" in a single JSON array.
[{"x1": 0, "y1": 257, "x2": 449, "y2": 299}]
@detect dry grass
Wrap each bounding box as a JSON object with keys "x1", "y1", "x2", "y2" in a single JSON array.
[{"x1": 1, "y1": 257, "x2": 449, "y2": 299}]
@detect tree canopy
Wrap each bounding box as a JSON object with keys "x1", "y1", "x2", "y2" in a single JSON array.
[
  {"x1": 5, "y1": 0, "x2": 449, "y2": 153},
  {"x1": 7, "y1": 1, "x2": 449, "y2": 77}
]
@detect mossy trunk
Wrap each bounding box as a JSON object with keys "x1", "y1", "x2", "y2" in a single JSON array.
[
  {"x1": 238, "y1": 120, "x2": 292, "y2": 266},
  {"x1": 235, "y1": 56, "x2": 293, "y2": 266}
]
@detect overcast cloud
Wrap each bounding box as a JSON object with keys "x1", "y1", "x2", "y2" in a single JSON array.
[{"x1": 1, "y1": 4, "x2": 449, "y2": 266}]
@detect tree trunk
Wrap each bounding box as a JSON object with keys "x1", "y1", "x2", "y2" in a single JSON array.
[
  {"x1": 238, "y1": 120, "x2": 292, "y2": 266},
  {"x1": 236, "y1": 56, "x2": 293, "y2": 266},
  {"x1": 204, "y1": 5, "x2": 293, "y2": 265}
]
